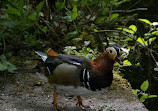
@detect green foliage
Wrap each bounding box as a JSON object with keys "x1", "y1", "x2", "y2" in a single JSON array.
[
  {"x1": 131, "y1": 80, "x2": 157, "y2": 102},
  {"x1": 56, "y1": 2, "x2": 65, "y2": 9},
  {"x1": 0, "y1": 55, "x2": 17, "y2": 73},
  {"x1": 108, "y1": 13, "x2": 119, "y2": 21},
  {"x1": 64, "y1": 46, "x2": 98, "y2": 60},
  {"x1": 138, "y1": 19, "x2": 152, "y2": 26},
  {"x1": 0, "y1": 0, "x2": 45, "y2": 54},
  {"x1": 71, "y1": 5, "x2": 78, "y2": 21},
  {"x1": 97, "y1": 105, "x2": 115, "y2": 111},
  {"x1": 141, "y1": 80, "x2": 149, "y2": 91},
  {"x1": 65, "y1": 31, "x2": 78, "y2": 40}
]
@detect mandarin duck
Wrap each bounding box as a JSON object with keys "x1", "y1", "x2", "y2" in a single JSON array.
[{"x1": 35, "y1": 46, "x2": 123, "y2": 111}]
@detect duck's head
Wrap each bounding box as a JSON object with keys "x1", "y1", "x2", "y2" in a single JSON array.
[{"x1": 106, "y1": 46, "x2": 123, "y2": 65}]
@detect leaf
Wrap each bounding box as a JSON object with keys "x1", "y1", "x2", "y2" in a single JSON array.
[
  {"x1": 136, "y1": 62, "x2": 140, "y2": 66},
  {"x1": 71, "y1": 5, "x2": 78, "y2": 21},
  {"x1": 0, "y1": 55, "x2": 17, "y2": 73},
  {"x1": 123, "y1": 60, "x2": 132, "y2": 66},
  {"x1": 0, "y1": 18, "x2": 18, "y2": 27},
  {"x1": 131, "y1": 89, "x2": 138, "y2": 96},
  {"x1": 63, "y1": 16, "x2": 72, "y2": 22},
  {"x1": 97, "y1": 17, "x2": 105, "y2": 23},
  {"x1": 139, "y1": 19, "x2": 152, "y2": 26},
  {"x1": 154, "y1": 67, "x2": 158, "y2": 71},
  {"x1": 129, "y1": 25, "x2": 137, "y2": 33},
  {"x1": 148, "y1": 95, "x2": 157, "y2": 98},
  {"x1": 152, "y1": 22, "x2": 158, "y2": 26},
  {"x1": 108, "y1": 13, "x2": 119, "y2": 21},
  {"x1": 151, "y1": 31, "x2": 158, "y2": 36},
  {"x1": 6, "y1": 8, "x2": 20, "y2": 15},
  {"x1": 18, "y1": 0, "x2": 25, "y2": 13},
  {"x1": 42, "y1": 26, "x2": 47, "y2": 33},
  {"x1": 140, "y1": 94, "x2": 148, "y2": 102},
  {"x1": 149, "y1": 37, "x2": 156, "y2": 44},
  {"x1": 65, "y1": 31, "x2": 78, "y2": 40},
  {"x1": 0, "y1": 62, "x2": 7, "y2": 71},
  {"x1": 7, "y1": 63, "x2": 17, "y2": 73},
  {"x1": 36, "y1": 1, "x2": 44, "y2": 17},
  {"x1": 102, "y1": 8, "x2": 109, "y2": 15},
  {"x1": 141, "y1": 80, "x2": 149, "y2": 91},
  {"x1": 28, "y1": 13, "x2": 37, "y2": 21},
  {"x1": 117, "y1": 27, "x2": 134, "y2": 34},
  {"x1": 119, "y1": 73, "x2": 124, "y2": 77},
  {"x1": 56, "y1": 2, "x2": 65, "y2": 9},
  {"x1": 137, "y1": 37, "x2": 147, "y2": 46},
  {"x1": 0, "y1": 55, "x2": 7, "y2": 61}
]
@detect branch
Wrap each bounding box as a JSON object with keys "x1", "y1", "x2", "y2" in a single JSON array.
[
  {"x1": 91, "y1": 30, "x2": 120, "y2": 33},
  {"x1": 111, "y1": 8, "x2": 147, "y2": 13},
  {"x1": 127, "y1": 0, "x2": 141, "y2": 10}
]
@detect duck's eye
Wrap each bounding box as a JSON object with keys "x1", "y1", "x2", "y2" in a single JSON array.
[{"x1": 109, "y1": 50, "x2": 113, "y2": 53}]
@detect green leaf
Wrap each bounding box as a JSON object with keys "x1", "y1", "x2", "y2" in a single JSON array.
[
  {"x1": 81, "y1": 0, "x2": 88, "y2": 6},
  {"x1": 18, "y1": 0, "x2": 25, "y2": 13},
  {"x1": 0, "y1": 55, "x2": 17, "y2": 73},
  {"x1": 148, "y1": 95, "x2": 157, "y2": 98},
  {"x1": 137, "y1": 37, "x2": 147, "y2": 46},
  {"x1": 0, "y1": 55, "x2": 7, "y2": 61},
  {"x1": 42, "y1": 26, "x2": 47, "y2": 33},
  {"x1": 0, "y1": 18, "x2": 18, "y2": 27},
  {"x1": 0, "y1": 62, "x2": 7, "y2": 71},
  {"x1": 97, "y1": 17, "x2": 105, "y2": 24},
  {"x1": 136, "y1": 62, "x2": 140, "y2": 66},
  {"x1": 71, "y1": 5, "x2": 78, "y2": 21},
  {"x1": 56, "y1": 2, "x2": 65, "y2": 9},
  {"x1": 140, "y1": 94, "x2": 148, "y2": 102},
  {"x1": 108, "y1": 13, "x2": 119, "y2": 21},
  {"x1": 151, "y1": 31, "x2": 158, "y2": 35},
  {"x1": 139, "y1": 19, "x2": 152, "y2": 26},
  {"x1": 63, "y1": 16, "x2": 72, "y2": 22},
  {"x1": 149, "y1": 37, "x2": 156, "y2": 44},
  {"x1": 28, "y1": 14, "x2": 37, "y2": 21},
  {"x1": 141, "y1": 80, "x2": 149, "y2": 91},
  {"x1": 7, "y1": 63, "x2": 17, "y2": 73},
  {"x1": 65, "y1": 31, "x2": 78, "y2": 40},
  {"x1": 36, "y1": 1, "x2": 44, "y2": 17},
  {"x1": 123, "y1": 60, "x2": 132, "y2": 66},
  {"x1": 126, "y1": 37, "x2": 133, "y2": 41},
  {"x1": 129, "y1": 25, "x2": 137, "y2": 33},
  {"x1": 117, "y1": 27, "x2": 134, "y2": 34},
  {"x1": 102, "y1": 8, "x2": 109, "y2": 15},
  {"x1": 6, "y1": 8, "x2": 20, "y2": 15},
  {"x1": 119, "y1": 73, "x2": 124, "y2": 77},
  {"x1": 131, "y1": 89, "x2": 138, "y2": 96}
]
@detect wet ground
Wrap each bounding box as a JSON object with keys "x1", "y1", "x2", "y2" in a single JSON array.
[{"x1": 0, "y1": 68, "x2": 148, "y2": 111}]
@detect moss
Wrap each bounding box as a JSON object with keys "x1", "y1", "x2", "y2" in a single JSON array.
[{"x1": 112, "y1": 71, "x2": 131, "y2": 90}]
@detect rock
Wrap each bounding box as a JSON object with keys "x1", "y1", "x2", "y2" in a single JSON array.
[{"x1": 0, "y1": 70, "x2": 148, "y2": 111}]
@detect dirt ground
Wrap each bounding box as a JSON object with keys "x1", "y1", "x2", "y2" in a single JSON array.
[{"x1": 0, "y1": 68, "x2": 148, "y2": 111}]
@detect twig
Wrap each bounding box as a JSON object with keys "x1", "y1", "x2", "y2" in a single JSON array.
[
  {"x1": 149, "y1": 49, "x2": 157, "y2": 64},
  {"x1": 127, "y1": 0, "x2": 141, "y2": 10},
  {"x1": 111, "y1": 8, "x2": 147, "y2": 13},
  {"x1": 91, "y1": 30, "x2": 120, "y2": 33}
]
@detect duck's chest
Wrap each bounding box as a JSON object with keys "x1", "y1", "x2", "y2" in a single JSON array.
[{"x1": 80, "y1": 68, "x2": 113, "y2": 91}]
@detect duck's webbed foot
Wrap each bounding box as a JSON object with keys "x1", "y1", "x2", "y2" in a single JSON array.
[{"x1": 76, "y1": 96, "x2": 91, "y2": 110}]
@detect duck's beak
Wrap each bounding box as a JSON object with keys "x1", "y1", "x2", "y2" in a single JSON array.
[{"x1": 114, "y1": 56, "x2": 123, "y2": 65}]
